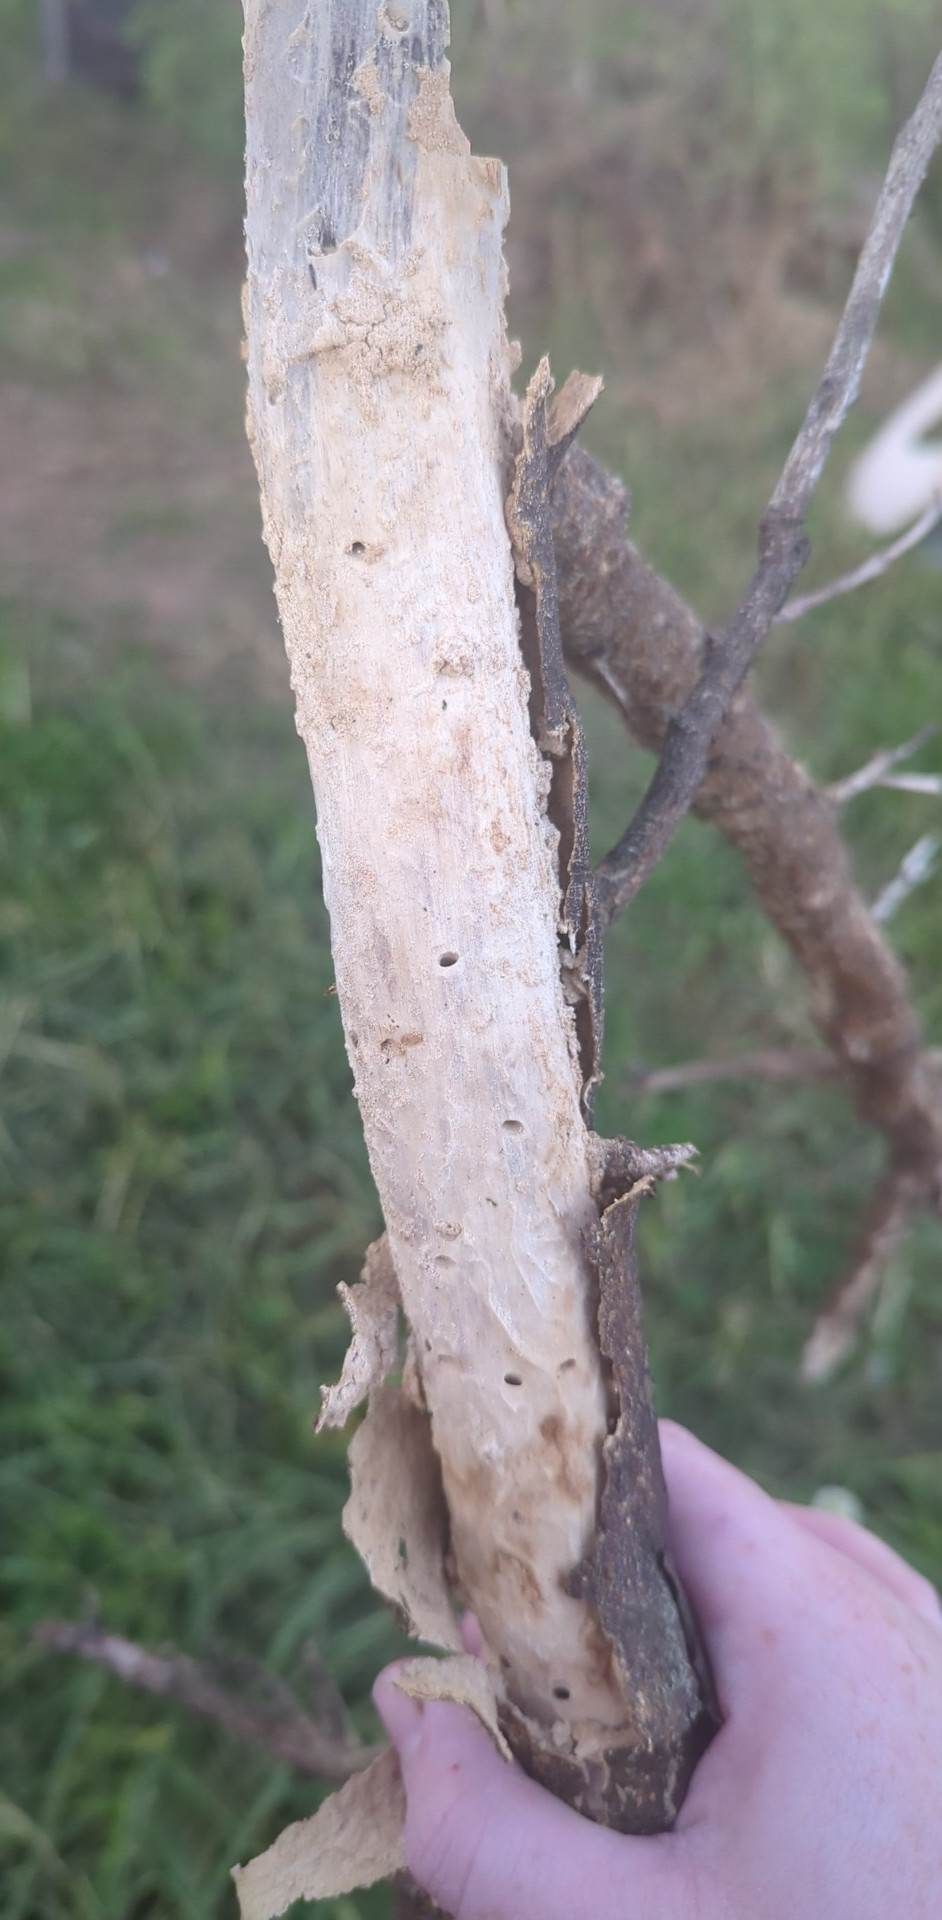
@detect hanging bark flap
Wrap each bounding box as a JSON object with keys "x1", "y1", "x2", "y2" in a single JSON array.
[
  {"x1": 394, "y1": 1652, "x2": 513, "y2": 1761},
  {"x1": 317, "y1": 1235, "x2": 400, "y2": 1432},
  {"x1": 547, "y1": 371, "x2": 604, "y2": 474},
  {"x1": 231, "y1": 1747, "x2": 406, "y2": 1919},
  {"x1": 506, "y1": 358, "x2": 603, "y2": 1113},
  {"x1": 343, "y1": 1384, "x2": 462, "y2": 1652},
  {"x1": 232, "y1": 1661, "x2": 514, "y2": 1916}
]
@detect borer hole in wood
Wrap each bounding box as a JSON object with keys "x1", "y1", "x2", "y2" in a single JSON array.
[{"x1": 439, "y1": 951, "x2": 459, "y2": 968}]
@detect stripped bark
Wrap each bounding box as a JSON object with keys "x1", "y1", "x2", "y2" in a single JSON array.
[
  {"x1": 553, "y1": 446, "x2": 942, "y2": 1212},
  {"x1": 243, "y1": 0, "x2": 713, "y2": 1865}
]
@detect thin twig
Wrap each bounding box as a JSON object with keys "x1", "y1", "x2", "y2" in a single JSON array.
[
  {"x1": 879, "y1": 773, "x2": 942, "y2": 796},
  {"x1": 595, "y1": 50, "x2": 942, "y2": 923},
  {"x1": 800, "y1": 1172, "x2": 922, "y2": 1383},
  {"x1": 872, "y1": 832, "x2": 940, "y2": 923},
  {"x1": 777, "y1": 496, "x2": 942, "y2": 623},
  {"x1": 34, "y1": 1621, "x2": 377, "y2": 1782},
  {"x1": 828, "y1": 725, "x2": 938, "y2": 804},
  {"x1": 626, "y1": 1048, "x2": 838, "y2": 1095}
]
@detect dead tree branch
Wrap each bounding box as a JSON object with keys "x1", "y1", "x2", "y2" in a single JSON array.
[
  {"x1": 799, "y1": 1171, "x2": 922, "y2": 1383},
  {"x1": 594, "y1": 51, "x2": 942, "y2": 919},
  {"x1": 777, "y1": 496, "x2": 942, "y2": 624},
  {"x1": 34, "y1": 1621, "x2": 377, "y2": 1783},
  {"x1": 554, "y1": 447, "x2": 942, "y2": 1209},
  {"x1": 627, "y1": 1049, "x2": 838, "y2": 1096},
  {"x1": 828, "y1": 726, "x2": 938, "y2": 804},
  {"x1": 872, "y1": 833, "x2": 940, "y2": 924}
]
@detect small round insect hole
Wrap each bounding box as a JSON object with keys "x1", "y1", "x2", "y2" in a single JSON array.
[
  {"x1": 349, "y1": 540, "x2": 366, "y2": 556},
  {"x1": 439, "y1": 951, "x2": 459, "y2": 968},
  {"x1": 504, "y1": 1372, "x2": 522, "y2": 1387},
  {"x1": 553, "y1": 1685, "x2": 571, "y2": 1702}
]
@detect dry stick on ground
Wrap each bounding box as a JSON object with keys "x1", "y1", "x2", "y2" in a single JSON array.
[
  {"x1": 241, "y1": 0, "x2": 714, "y2": 1877},
  {"x1": 776, "y1": 495, "x2": 942, "y2": 624},
  {"x1": 34, "y1": 1622, "x2": 376, "y2": 1783},
  {"x1": 593, "y1": 49, "x2": 942, "y2": 921}
]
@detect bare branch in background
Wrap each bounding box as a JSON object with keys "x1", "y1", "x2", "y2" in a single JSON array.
[
  {"x1": 34, "y1": 1621, "x2": 377, "y2": 1783},
  {"x1": 872, "y1": 833, "x2": 940, "y2": 923},
  {"x1": 553, "y1": 442, "x2": 942, "y2": 1375},
  {"x1": 879, "y1": 774, "x2": 942, "y2": 796},
  {"x1": 828, "y1": 725, "x2": 939, "y2": 804},
  {"x1": 627, "y1": 1049, "x2": 839, "y2": 1096},
  {"x1": 777, "y1": 497, "x2": 942, "y2": 624},
  {"x1": 594, "y1": 51, "x2": 942, "y2": 921},
  {"x1": 555, "y1": 449, "x2": 942, "y2": 1194},
  {"x1": 800, "y1": 1171, "x2": 922, "y2": 1383}
]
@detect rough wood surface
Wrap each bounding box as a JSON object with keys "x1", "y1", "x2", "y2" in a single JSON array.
[{"x1": 243, "y1": 0, "x2": 711, "y2": 1837}]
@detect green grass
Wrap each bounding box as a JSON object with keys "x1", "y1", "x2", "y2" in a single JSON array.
[
  {"x1": 0, "y1": 611, "x2": 405, "y2": 1918},
  {"x1": 2, "y1": 9, "x2": 942, "y2": 1916}
]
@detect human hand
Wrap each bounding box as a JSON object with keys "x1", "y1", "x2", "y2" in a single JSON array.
[{"x1": 374, "y1": 1421, "x2": 942, "y2": 1920}]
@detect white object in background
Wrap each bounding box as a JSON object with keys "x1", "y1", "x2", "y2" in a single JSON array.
[{"x1": 847, "y1": 364, "x2": 942, "y2": 536}]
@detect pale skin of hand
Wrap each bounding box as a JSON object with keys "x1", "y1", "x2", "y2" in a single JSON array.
[{"x1": 375, "y1": 1421, "x2": 942, "y2": 1920}]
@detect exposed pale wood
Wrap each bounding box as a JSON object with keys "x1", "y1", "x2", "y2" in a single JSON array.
[{"x1": 242, "y1": 0, "x2": 707, "y2": 1820}]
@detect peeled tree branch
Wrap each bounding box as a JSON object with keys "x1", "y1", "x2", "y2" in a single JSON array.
[{"x1": 237, "y1": 4, "x2": 714, "y2": 1911}]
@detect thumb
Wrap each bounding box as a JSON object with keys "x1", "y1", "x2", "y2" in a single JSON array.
[{"x1": 374, "y1": 1668, "x2": 689, "y2": 1920}]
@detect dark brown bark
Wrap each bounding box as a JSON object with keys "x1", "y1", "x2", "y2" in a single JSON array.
[{"x1": 553, "y1": 445, "x2": 942, "y2": 1208}]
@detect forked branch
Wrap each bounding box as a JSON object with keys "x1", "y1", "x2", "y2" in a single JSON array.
[{"x1": 594, "y1": 51, "x2": 942, "y2": 921}]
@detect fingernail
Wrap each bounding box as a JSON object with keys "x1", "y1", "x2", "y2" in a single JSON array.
[{"x1": 373, "y1": 1665, "x2": 424, "y2": 1756}]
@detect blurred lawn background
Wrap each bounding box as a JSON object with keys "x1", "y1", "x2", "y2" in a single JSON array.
[{"x1": 1, "y1": 1, "x2": 941, "y2": 1914}]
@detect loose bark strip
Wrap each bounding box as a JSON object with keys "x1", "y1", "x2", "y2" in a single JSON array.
[
  {"x1": 316, "y1": 1234, "x2": 400, "y2": 1433},
  {"x1": 553, "y1": 447, "x2": 942, "y2": 1208},
  {"x1": 34, "y1": 1622, "x2": 375, "y2": 1783},
  {"x1": 244, "y1": 0, "x2": 712, "y2": 1849},
  {"x1": 594, "y1": 50, "x2": 942, "y2": 917},
  {"x1": 343, "y1": 1386, "x2": 462, "y2": 1654},
  {"x1": 233, "y1": 1748, "x2": 406, "y2": 1920}
]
